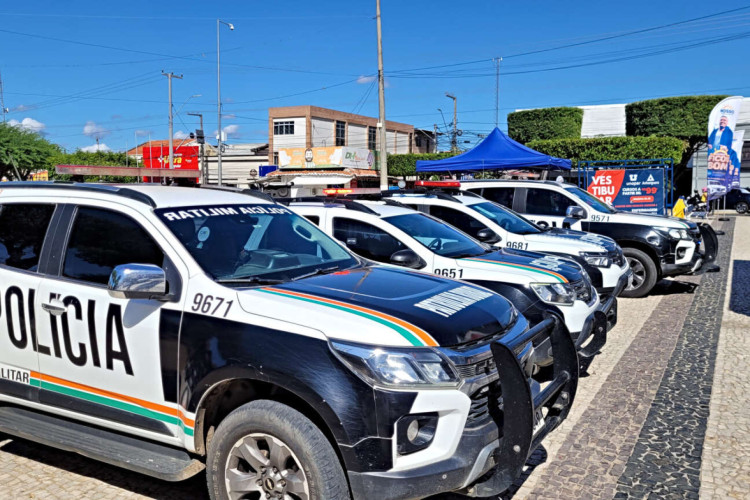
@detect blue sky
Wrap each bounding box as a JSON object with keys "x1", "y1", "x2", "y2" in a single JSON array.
[{"x1": 2, "y1": 0, "x2": 750, "y2": 152}]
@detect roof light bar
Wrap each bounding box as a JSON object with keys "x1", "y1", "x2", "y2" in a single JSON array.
[{"x1": 415, "y1": 180, "x2": 461, "y2": 188}]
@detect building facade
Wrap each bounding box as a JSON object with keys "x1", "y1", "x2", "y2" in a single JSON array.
[{"x1": 268, "y1": 106, "x2": 431, "y2": 167}]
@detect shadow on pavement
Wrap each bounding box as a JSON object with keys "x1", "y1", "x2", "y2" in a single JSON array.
[
  {"x1": 0, "y1": 435, "x2": 209, "y2": 499},
  {"x1": 647, "y1": 279, "x2": 698, "y2": 296},
  {"x1": 729, "y1": 260, "x2": 750, "y2": 317}
]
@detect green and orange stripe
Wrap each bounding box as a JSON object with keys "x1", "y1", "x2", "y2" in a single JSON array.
[
  {"x1": 29, "y1": 371, "x2": 195, "y2": 436},
  {"x1": 258, "y1": 287, "x2": 438, "y2": 347},
  {"x1": 462, "y1": 258, "x2": 568, "y2": 283}
]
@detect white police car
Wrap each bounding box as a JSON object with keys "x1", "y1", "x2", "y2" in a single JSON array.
[
  {"x1": 379, "y1": 183, "x2": 631, "y2": 299},
  {"x1": 462, "y1": 179, "x2": 719, "y2": 298},
  {"x1": 288, "y1": 197, "x2": 614, "y2": 362},
  {"x1": 0, "y1": 182, "x2": 578, "y2": 500}
]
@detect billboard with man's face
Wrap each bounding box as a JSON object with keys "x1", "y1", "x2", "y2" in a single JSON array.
[{"x1": 707, "y1": 96, "x2": 744, "y2": 200}]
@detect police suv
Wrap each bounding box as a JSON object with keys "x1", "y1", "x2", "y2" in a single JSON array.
[
  {"x1": 462, "y1": 180, "x2": 719, "y2": 298},
  {"x1": 288, "y1": 197, "x2": 613, "y2": 362},
  {"x1": 0, "y1": 183, "x2": 579, "y2": 500},
  {"x1": 378, "y1": 184, "x2": 631, "y2": 299}
]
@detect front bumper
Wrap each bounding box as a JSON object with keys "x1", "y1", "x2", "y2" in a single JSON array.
[
  {"x1": 599, "y1": 266, "x2": 632, "y2": 298},
  {"x1": 573, "y1": 293, "x2": 616, "y2": 359},
  {"x1": 662, "y1": 223, "x2": 719, "y2": 277},
  {"x1": 348, "y1": 317, "x2": 579, "y2": 500}
]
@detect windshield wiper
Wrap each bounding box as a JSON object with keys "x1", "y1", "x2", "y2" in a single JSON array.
[
  {"x1": 291, "y1": 266, "x2": 341, "y2": 281},
  {"x1": 216, "y1": 276, "x2": 286, "y2": 285}
]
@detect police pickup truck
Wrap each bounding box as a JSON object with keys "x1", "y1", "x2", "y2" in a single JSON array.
[
  {"x1": 287, "y1": 197, "x2": 613, "y2": 363},
  {"x1": 0, "y1": 182, "x2": 578, "y2": 500},
  {"x1": 462, "y1": 180, "x2": 719, "y2": 298},
  {"x1": 377, "y1": 183, "x2": 630, "y2": 299}
]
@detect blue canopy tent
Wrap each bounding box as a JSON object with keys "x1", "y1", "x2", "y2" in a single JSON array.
[{"x1": 416, "y1": 127, "x2": 572, "y2": 172}]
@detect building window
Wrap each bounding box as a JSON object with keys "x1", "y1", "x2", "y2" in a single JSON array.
[
  {"x1": 273, "y1": 121, "x2": 295, "y2": 135},
  {"x1": 273, "y1": 152, "x2": 279, "y2": 165},
  {"x1": 335, "y1": 121, "x2": 346, "y2": 146},
  {"x1": 368, "y1": 126, "x2": 376, "y2": 150},
  {"x1": 415, "y1": 135, "x2": 423, "y2": 148}
]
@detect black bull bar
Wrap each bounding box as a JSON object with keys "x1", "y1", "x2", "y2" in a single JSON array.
[
  {"x1": 466, "y1": 316, "x2": 579, "y2": 497},
  {"x1": 699, "y1": 222, "x2": 719, "y2": 266}
]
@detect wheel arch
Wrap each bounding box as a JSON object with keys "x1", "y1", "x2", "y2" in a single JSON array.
[{"x1": 616, "y1": 239, "x2": 662, "y2": 277}]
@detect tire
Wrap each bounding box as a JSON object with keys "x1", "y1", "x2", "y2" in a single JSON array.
[
  {"x1": 736, "y1": 201, "x2": 748, "y2": 214},
  {"x1": 207, "y1": 400, "x2": 350, "y2": 500},
  {"x1": 621, "y1": 247, "x2": 658, "y2": 298}
]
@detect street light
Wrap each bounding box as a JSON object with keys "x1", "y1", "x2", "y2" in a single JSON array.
[{"x1": 217, "y1": 19, "x2": 234, "y2": 186}]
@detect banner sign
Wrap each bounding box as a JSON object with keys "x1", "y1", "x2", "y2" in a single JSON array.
[
  {"x1": 142, "y1": 146, "x2": 200, "y2": 171},
  {"x1": 278, "y1": 146, "x2": 374, "y2": 170},
  {"x1": 587, "y1": 169, "x2": 665, "y2": 215},
  {"x1": 707, "y1": 95, "x2": 744, "y2": 201}
]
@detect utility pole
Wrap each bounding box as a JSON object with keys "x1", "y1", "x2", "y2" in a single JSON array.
[
  {"x1": 162, "y1": 71, "x2": 183, "y2": 170},
  {"x1": 217, "y1": 19, "x2": 235, "y2": 186},
  {"x1": 446, "y1": 93, "x2": 457, "y2": 152},
  {"x1": 433, "y1": 123, "x2": 438, "y2": 153},
  {"x1": 376, "y1": 0, "x2": 388, "y2": 190},
  {"x1": 493, "y1": 57, "x2": 502, "y2": 128},
  {"x1": 0, "y1": 71, "x2": 7, "y2": 123}
]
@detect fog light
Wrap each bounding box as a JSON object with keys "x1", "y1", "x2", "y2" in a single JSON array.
[
  {"x1": 677, "y1": 248, "x2": 687, "y2": 259},
  {"x1": 396, "y1": 413, "x2": 438, "y2": 455}
]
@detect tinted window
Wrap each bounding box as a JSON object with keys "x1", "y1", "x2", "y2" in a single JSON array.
[
  {"x1": 479, "y1": 187, "x2": 515, "y2": 208},
  {"x1": 428, "y1": 205, "x2": 488, "y2": 239},
  {"x1": 63, "y1": 207, "x2": 164, "y2": 285},
  {"x1": 304, "y1": 215, "x2": 320, "y2": 226},
  {"x1": 385, "y1": 213, "x2": 486, "y2": 258},
  {"x1": 333, "y1": 218, "x2": 405, "y2": 264},
  {"x1": 526, "y1": 188, "x2": 577, "y2": 216},
  {"x1": 0, "y1": 204, "x2": 55, "y2": 272},
  {"x1": 564, "y1": 187, "x2": 615, "y2": 214},
  {"x1": 469, "y1": 202, "x2": 541, "y2": 235}
]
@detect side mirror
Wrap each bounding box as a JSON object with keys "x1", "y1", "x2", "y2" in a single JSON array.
[
  {"x1": 566, "y1": 206, "x2": 586, "y2": 219},
  {"x1": 390, "y1": 249, "x2": 426, "y2": 269},
  {"x1": 108, "y1": 264, "x2": 167, "y2": 299},
  {"x1": 476, "y1": 228, "x2": 501, "y2": 244}
]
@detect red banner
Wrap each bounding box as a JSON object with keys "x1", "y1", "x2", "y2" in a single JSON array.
[{"x1": 141, "y1": 145, "x2": 199, "y2": 182}]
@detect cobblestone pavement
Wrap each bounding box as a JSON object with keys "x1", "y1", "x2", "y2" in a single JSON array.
[{"x1": 1, "y1": 218, "x2": 748, "y2": 500}]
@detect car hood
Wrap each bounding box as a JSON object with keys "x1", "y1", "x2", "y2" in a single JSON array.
[
  {"x1": 541, "y1": 227, "x2": 620, "y2": 253},
  {"x1": 237, "y1": 266, "x2": 518, "y2": 348},
  {"x1": 458, "y1": 248, "x2": 585, "y2": 284},
  {"x1": 611, "y1": 211, "x2": 691, "y2": 229}
]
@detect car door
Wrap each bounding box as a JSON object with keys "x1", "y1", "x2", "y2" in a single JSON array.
[
  {"x1": 35, "y1": 202, "x2": 189, "y2": 443},
  {"x1": 521, "y1": 188, "x2": 583, "y2": 230},
  {"x1": 0, "y1": 202, "x2": 57, "y2": 403}
]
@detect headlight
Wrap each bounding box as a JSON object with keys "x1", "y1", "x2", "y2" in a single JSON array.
[
  {"x1": 530, "y1": 282, "x2": 576, "y2": 306},
  {"x1": 330, "y1": 341, "x2": 460, "y2": 388},
  {"x1": 657, "y1": 227, "x2": 690, "y2": 240},
  {"x1": 580, "y1": 251, "x2": 611, "y2": 268}
]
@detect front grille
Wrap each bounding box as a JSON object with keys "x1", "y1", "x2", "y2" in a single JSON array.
[
  {"x1": 467, "y1": 382, "x2": 503, "y2": 427},
  {"x1": 456, "y1": 356, "x2": 497, "y2": 379}
]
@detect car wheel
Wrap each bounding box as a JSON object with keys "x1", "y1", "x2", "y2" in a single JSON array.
[
  {"x1": 207, "y1": 400, "x2": 350, "y2": 500},
  {"x1": 735, "y1": 201, "x2": 748, "y2": 214},
  {"x1": 621, "y1": 248, "x2": 657, "y2": 298}
]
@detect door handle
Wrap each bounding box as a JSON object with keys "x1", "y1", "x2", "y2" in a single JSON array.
[{"x1": 41, "y1": 300, "x2": 67, "y2": 316}]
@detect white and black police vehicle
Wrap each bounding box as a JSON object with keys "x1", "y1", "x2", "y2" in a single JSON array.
[
  {"x1": 461, "y1": 180, "x2": 719, "y2": 298},
  {"x1": 0, "y1": 182, "x2": 579, "y2": 500},
  {"x1": 378, "y1": 181, "x2": 631, "y2": 300},
  {"x1": 287, "y1": 196, "x2": 614, "y2": 364}
]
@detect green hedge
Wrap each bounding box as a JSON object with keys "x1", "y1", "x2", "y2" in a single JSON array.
[
  {"x1": 527, "y1": 136, "x2": 686, "y2": 168},
  {"x1": 387, "y1": 152, "x2": 456, "y2": 177},
  {"x1": 625, "y1": 95, "x2": 727, "y2": 141},
  {"x1": 507, "y1": 107, "x2": 583, "y2": 144}
]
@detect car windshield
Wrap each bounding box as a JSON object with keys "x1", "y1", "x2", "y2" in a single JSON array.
[
  {"x1": 565, "y1": 186, "x2": 616, "y2": 214},
  {"x1": 469, "y1": 201, "x2": 541, "y2": 235},
  {"x1": 385, "y1": 213, "x2": 486, "y2": 258},
  {"x1": 156, "y1": 204, "x2": 357, "y2": 282}
]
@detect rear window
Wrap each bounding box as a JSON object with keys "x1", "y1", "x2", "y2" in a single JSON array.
[
  {"x1": 478, "y1": 187, "x2": 515, "y2": 208},
  {"x1": 0, "y1": 203, "x2": 55, "y2": 272}
]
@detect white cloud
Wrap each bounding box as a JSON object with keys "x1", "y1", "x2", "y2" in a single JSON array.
[
  {"x1": 8, "y1": 117, "x2": 45, "y2": 133},
  {"x1": 357, "y1": 75, "x2": 376, "y2": 84},
  {"x1": 80, "y1": 143, "x2": 112, "y2": 153},
  {"x1": 135, "y1": 129, "x2": 152, "y2": 137},
  {"x1": 173, "y1": 130, "x2": 190, "y2": 140},
  {"x1": 11, "y1": 104, "x2": 31, "y2": 112},
  {"x1": 212, "y1": 125, "x2": 241, "y2": 139},
  {"x1": 83, "y1": 121, "x2": 109, "y2": 139}
]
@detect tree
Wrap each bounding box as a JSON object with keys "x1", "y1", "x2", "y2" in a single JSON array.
[
  {"x1": 0, "y1": 123, "x2": 61, "y2": 180},
  {"x1": 507, "y1": 107, "x2": 583, "y2": 144}
]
